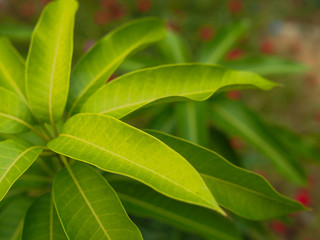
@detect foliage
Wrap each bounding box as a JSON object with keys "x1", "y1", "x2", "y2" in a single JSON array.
[{"x1": 0, "y1": 0, "x2": 309, "y2": 239}]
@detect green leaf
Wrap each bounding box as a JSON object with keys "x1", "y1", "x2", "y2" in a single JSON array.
[
  {"x1": 0, "y1": 87, "x2": 32, "y2": 134},
  {"x1": 198, "y1": 20, "x2": 250, "y2": 63},
  {"x1": 210, "y1": 98, "x2": 306, "y2": 185},
  {"x1": 108, "y1": 176, "x2": 242, "y2": 240},
  {"x1": 12, "y1": 157, "x2": 54, "y2": 191},
  {"x1": 26, "y1": 0, "x2": 78, "y2": 123},
  {"x1": 0, "y1": 197, "x2": 33, "y2": 240},
  {"x1": 48, "y1": 113, "x2": 223, "y2": 213},
  {"x1": 175, "y1": 101, "x2": 209, "y2": 147},
  {"x1": 222, "y1": 56, "x2": 308, "y2": 76},
  {"x1": 53, "y1": 162, "x2": 142, "y2": 240},
  {"x1": 81, "y1": 64, "x2": 278, "y2": 119},
  {"x1": 22, "y1": 193, "x2": 67, "y2": 240},
  {"x1": 67, "y1": 18, "x2": 166, "y2": 115},
  {"x1": 156, "y1": 29, "x2": 191, "y2": 63},
  {"x1": 147, "y1": 130, "x2": 306, "y2": 220},
  {"x1": 0, "y1": 138, "x2": 43, "y2": 201},
  {"x1": 0, "y1": 24, "x2": 32, "y2": 42},
  {"x1": 0, "y1": 37, "x2": 26, "y2": 100}
]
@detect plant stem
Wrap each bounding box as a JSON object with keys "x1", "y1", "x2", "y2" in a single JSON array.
[{"x1": 50, "y1": 119, "x2": 59, "y2": 137}]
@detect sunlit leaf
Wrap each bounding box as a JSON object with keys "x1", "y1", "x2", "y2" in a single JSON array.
[
  {"x1": 53, "y1": 163, "x2": 142, "y2": 240},
  {"x1": 0, "y1": 138, "x2": 43, "y2": 201},
  {"x1": 48, "y1": 113, "x2": 223, "y2": 213},
  {"x1": 67, "y1": 18, "x2": 166, "y2": 115},
  {"x1": 26, "y1": 0, "x2": 78, "y2": 123},
  {"x1": 81, "y1": 64, "x2": 278, "y2": 119},
  {"x1": 147, "y1": 130, "x2": 306, "y2": 220}
]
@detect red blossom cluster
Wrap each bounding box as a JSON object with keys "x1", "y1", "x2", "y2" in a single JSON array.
[{"x1": 94, "y1": 0, "x2": 127, "y2": 25}]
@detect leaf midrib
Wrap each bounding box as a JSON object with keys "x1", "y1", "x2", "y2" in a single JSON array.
[
  {"x1": 59, "y1": 133, "x2": 213, "y2": 208},
  {"x1": 201, "y1": 173, "x2": 299, "y2": 209},
  {"x1": 0, "y1": 62, "x2": 28, "y2": 106},
  {"x1": 65, "y1": 164, "x2": 111, "y2": 240},
  {"x1": 48, "y1": 11, "x2": 66, "y2": 124},
  {"x1": 0, "y1": 145, "x2": 42, "y2": 186},
  {"x1": 69, "y1": 31, "x2": 157, "y2": 115}
]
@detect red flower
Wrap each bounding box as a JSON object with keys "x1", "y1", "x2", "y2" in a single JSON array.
[
  {"x1": 261, "y1": 40, "x2": 275, "y2": 54},
  {"x1": 19, "y1": 1, "x2": 36, "y2": 18},
  {"x1": 136, "y1": 0, "x2": 152, "y2": 13},
  {"x1": 226, "y1": 90, "x2": 241, "y2": 100},
  {"x1": 269, "y1": 220, "x2": 287, "y2": 235},
  {"x1": 294, "y1": 188, "x2": 311, "y2": 206},
  {"x1": 94, "y1": 10, "x2": 111, "y2": 25},
  {"x1": 107, "y1": 74, "x2": 117, "y2": 83},
  {"x1": 315, "y1": 111, "x2": 320, "y2": 123},
  {"x1": 199, "y1": 26, "x2": 214, "y2": 41},
  {"x1": 100, "y1": 0, "x2": 117, "y2": 9},
  {"x1": 82, "y1": 39, "x2": 96, "y2": 53},
  {"x1": 226, "y1": 48, "x2": 244, "y2": 60},
  {"x1": 228, "y1": 0, "x2": 243, "y2": 14},
  {"x1": 166, "y1": 21, "x2": 181, "y2": 33},
  {"x1": 38, "y1": 0, "x2": 51, "y2": 6},
  {"x1": 229, "y1": 137, "x2": 243, "y2": 150}
]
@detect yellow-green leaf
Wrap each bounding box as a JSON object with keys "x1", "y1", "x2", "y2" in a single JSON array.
[
  {"x1": 26, "y1": 0, "x2": 78, "y2": 123},
  {"x1": 48, "y1": 113, "x2": 224, "y2": 214}
]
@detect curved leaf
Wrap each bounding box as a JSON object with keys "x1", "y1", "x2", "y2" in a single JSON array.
[
  {"x1": 53, "y1": 163, "x2": 142, "y2": 240},
  {"x1": 0, "y1": 87, "x2": 32, "y2": 134},
  {"x1": 0, "y1": 197, "x2": 33, "y2": 240},
  {"x1": 67, "y1": 18, "x2": 166, "y2": 115},
  {"x1": 81, "y1": 64, "x2": 278, "y2": 119},
  {"x1": 26, "y1": 0, "x2": 78, "y2": 123},
  {"x1": 147, "y1": 130, "x2": 306, "y2": 220},
  {"x1": 210, "y1": 98, "x2": 306, "y2": 185},
  {"x1": 0, "y1": 37, "x2": 26, "y2": 100},
  {"x1": 108, "y1": 176, "x2": 242, "y2": 240},
  {"x1": 22, "y1": 193, "x2": 67, "y2": 240},
  {"x1": 48, "y1": 113, "x2": 223, "y2": 214},
  {"x1": 0, "y1": 139, "x2": 43, "y2": 201}
]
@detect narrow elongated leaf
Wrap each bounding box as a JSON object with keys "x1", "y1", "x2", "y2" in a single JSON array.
[
  {"x1": 0, "y1": 139, "x2": 43, "y2": 201},
  {"x1": 175, "y1": 101, "x2": 209, "y2": 146},
  {"x1": 67, "y1": 18, "x2": 166, "y2": 115},
  {"x1": 108, "y1": 176, "x2": 242, "y2": 240},
  {"x1": 0, "y1": 37, "x2": 26, "y2": 100},
  {"x1": 48, "y1": 113, "x2": 223, "y2": 213},
  {"x1": 53, "y1": 163, "x2": 142, "y2": 240},
  {"x1": 0, "y1": 197, "x2": 33, "y2": 240},
  {"x1": 198, "y1": 20, "x2": 249, "y2": 63},
  {"x1": 147, "y1": 130, "x2": 306, "y2": 220},
  {"x1": 22, "y1": 193, "x2": 67, "y2": 240},
  {"x1": 223, "y1": 56, "x2": 307, "y2": 76},
  {"x1": 0, "y1": 87, "x2": 32, "y2": 134},
  {"x1": 81, "y1": 64, "x2": 278, "y2": 119},
  {"x1": 156, "y1": 29, "x2": 191, "y2": 63},
  {"x1": 210, "y1": 98, "x2": 306, "y2": 184},
  {"x1": 26, "y1": 0, "x2": 78, "y2": 123}
]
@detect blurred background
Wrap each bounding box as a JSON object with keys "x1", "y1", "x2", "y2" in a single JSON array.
[{"x1": 0, "y1": 0, "x2": 320, "y2": 239}]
